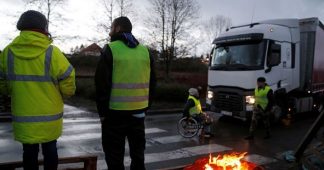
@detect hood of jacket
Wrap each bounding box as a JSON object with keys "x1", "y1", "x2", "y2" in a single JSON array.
[
  {"x1": 8, "y1": 31, "x2": 52, "y2": 60},
  {"x1": 111, "y1": 32, "x2": 139, "y2": 48}
]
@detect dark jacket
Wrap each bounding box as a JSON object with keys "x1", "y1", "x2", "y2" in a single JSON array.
[
  {"x1": 265, "y1": 89, "x2": 274, "y2": 112},
  {"x1": 95, "y1": 33, "x2": 156, "y2": 117}
]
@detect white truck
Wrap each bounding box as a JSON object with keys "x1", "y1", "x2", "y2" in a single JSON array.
[{"x1": 207, "y1": 18, "x2": 324, "y2": 121}]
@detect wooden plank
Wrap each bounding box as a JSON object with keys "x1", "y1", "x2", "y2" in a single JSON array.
[{"x1": 0, "y1": 155, "x2": 97, "y2": 170}]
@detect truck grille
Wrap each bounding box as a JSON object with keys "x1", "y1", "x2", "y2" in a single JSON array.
[{"x1": 214, "y1": 92, "x2": 243, "y2": 112}]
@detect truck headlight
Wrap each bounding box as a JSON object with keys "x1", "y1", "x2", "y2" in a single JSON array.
[
  {"x1": 207, "y1": 91, "x2": 214, "y2": 99},
  {"x1": 245, "y1": 96, "x2": 255, "y2": 104}
]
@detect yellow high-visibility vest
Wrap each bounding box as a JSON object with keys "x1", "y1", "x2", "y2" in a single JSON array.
[
  {"x1": 254, "y1": 86, "x2": 271, "y2": 110},
  {"x1": 188, "y1": 95, "x2": 202, "y2": 116},
  {"x1": 108, "y1": 40, "x2": 150, "y2": 110}
]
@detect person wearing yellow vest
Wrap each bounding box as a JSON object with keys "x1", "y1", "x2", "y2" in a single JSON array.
[
  {"x1": 245, "y1": 77, "x2": 274, "y2": 140},
  {"x1": 183, "y1": 88, "x2": 212, "y2": 138},
  {"x1": 95, "y1": 16, "x2": 156, "y2": 170},
  {"x1": 0, "y1": 10, "x2": 76, "y2": 170}
]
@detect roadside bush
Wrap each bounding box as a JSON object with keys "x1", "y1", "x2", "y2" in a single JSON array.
[
  {"x1": 171, "y1": 58, "x2": 208, "y2": 73},
  {"x1": 154, "y1": 82, "x2": 190, "y2": 102},
  {"x1": 68, "y1": 55, "x2": 99, "y2": 76},
  {"x1": 156, "y1": 58, "x2": 208, "y2": 73},
  {"x1": 74, "y1": 78, "x2": 96, "y2": 100}
]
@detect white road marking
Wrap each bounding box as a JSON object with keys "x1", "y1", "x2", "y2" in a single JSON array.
[
  {"x1": 60, "y1": 128, "x2": 167, "y2": 142},
  {"x1": 151, "y1": 135, "x2": 194, "y2": 144},
  {"x1": 243, "y1": 154, "x2": 277, "y2": 165},
  {"x1": 124, "y1": 144, "x2": 232, "y2": 166},
  {"x1": 63, "y1": 124, "x2": 100, "y2": 132},
  {"x1": 63, "y1": 118, "x2": 100, "y2": 124},
  {"x1": 144, "y1": 128, "x2": 167, "y2": 134},
  {"x1": 59, "y1": 133, "x2": 101, "y2": 142}
]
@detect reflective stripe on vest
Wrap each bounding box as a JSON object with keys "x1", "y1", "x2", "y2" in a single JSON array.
[
  {"x1": 58, "y1": 65, "x2": 74, "y2": 81},
  {"x1": 254, "y1": 86, "x2": 271, "y2": 110},
  {"x1": 7, "y1": 46, "x2": 54, "y2": 82},
  {"x1": 109, "y1": 41, "x2": 150, "y2": 110},
  {"x1": 110, "y1": 96, "x2": 148, "y2": 103},
  {"x1": 188, "y1": 95, "x2": 202, "y2": 116},
  {"x1": 112, "y1": 83, "x2": 149, "y2": 89},
  {"x1": 12, "y1": 112, "x2": 63, "y2": 123}
]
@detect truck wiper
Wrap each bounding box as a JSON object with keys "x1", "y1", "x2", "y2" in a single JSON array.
[{"x1": 211, "y1": 64, "x2": 257, "y2": 70}]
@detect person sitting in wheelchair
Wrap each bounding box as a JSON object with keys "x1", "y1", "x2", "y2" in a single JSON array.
[{"x1": 183, "y1": 88, "x2": 212, "y2": 138}]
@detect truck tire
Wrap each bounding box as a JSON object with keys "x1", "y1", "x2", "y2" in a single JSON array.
[{"x1": 313, "y1": 94, "x2": 324, "y2": 114}]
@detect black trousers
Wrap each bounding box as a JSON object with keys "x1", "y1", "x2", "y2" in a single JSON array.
[
  {"x1": 22, "y1": 140, "x2": 58, "y2": 170},
  {"x1": 102, "y1": 113, "x2": 146, "y2": 170}
]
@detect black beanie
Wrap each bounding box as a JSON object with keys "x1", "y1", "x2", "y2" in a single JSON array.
[
  {"x1": 17, "y1": 10, "x2": 48, "y2": 32},
  {"x1": 113, "y1": 16, "x2": 132, "y2": 33},
  {"x1": 257, "y1": 77, "x2": 266, "y2": 83}
]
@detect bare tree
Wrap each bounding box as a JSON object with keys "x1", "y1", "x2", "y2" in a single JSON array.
[
  {"x1": 116, "y1": 0, "x2": 133, "y2": 16},
  {"x1": 23, "y1": 0, "x2": 65, "y2": 32},
  {"x1": 204, "y1": 15, "x2": 232, "y2": 43},
  {"x1": 148, "y1": 0, "x2": 200, "y2": 78},
  {"x1": 97, "y1": 0, "x2": 134, "y2": 34},
  {"x1": 98, "y1": 0, "x2": 115, "y2": 33}
]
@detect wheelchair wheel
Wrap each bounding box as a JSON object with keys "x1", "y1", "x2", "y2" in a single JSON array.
[{"x1": 177, "y1": 117, "x2": 200, "y2": 138}]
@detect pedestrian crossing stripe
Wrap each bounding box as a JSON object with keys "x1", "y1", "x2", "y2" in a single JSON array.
[
  {"x1": 123, "y1": 144, "x2": 232, "y2": 167},
  {"x1": 59, "y1": 128, "x2": 167, "y2": 142},
  {"x1": 63, "y1": 118, "x2": 100, "y2": 124},
  {"x1": 63, "y1": 121, "x2": 167, "y2": 134},
  {"x1": 243, "y1": 154, "x2": 277, "y2": 165}
]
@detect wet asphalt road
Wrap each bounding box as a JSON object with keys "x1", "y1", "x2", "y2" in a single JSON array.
[{"x1": 0, "y1": 105, "x2": 320, "y2": 170}]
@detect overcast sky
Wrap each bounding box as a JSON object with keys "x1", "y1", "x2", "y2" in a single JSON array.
[{"x1": 0, "y1": 0, "x2": 324, "y2": 54}]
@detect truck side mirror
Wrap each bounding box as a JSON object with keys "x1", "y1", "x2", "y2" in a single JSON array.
[{"x1": 209, "y1": 48, "x2": 215, "y2": 66}]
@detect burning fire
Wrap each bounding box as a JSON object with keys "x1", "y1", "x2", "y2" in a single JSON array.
[
  {"x1": 184, "y1": 152, "x2": 258, "y2": 170},
  {"x1": 207, "y1": 152, "x2": 248, "y2": 170}
]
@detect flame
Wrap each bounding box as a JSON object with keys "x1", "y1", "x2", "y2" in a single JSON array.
[
  {"x1": 205, "y1": 152, "x2": 248, "y2": 170},
  {"x1": 205, "y1": 164, "x2": 213, "y2": 170}
]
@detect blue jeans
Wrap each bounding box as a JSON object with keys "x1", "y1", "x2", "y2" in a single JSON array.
[{"x1": 22, "y1": 140, "x2": 58, "y2": 170}]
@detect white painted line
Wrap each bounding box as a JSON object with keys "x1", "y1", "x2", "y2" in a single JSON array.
[
  {"x1": 152, "y1": 135, "x2": 194, "y2": 144},
  {"x1": 243, "y1": 154, "x2": 277, "y2": 165},
  {"x1": 64, "y1": 105, "x2": 80, "y2": 110},
  {"x1": 145, "y1": 128, "x2": 167, "y2": 134},
  {"x1": 124, "y1": 144, "x2": 232, "y2": 166},
  {"x1": 59, "y1": 132, "x2": 101, "y2": 142},
  {"x1": 63, "y1": 118, "x2": 100, "y2": 124},
  {"x1": 63, "y1": 124, "x2": 100, "y2": 132},
  {"x1": 60, "y1": 128, "x2": 167, "y2": 142}
]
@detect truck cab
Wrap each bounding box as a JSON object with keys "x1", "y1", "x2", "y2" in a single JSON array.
[{"x1": 207, "y1": 19, "x2": 305, "y2": 120}]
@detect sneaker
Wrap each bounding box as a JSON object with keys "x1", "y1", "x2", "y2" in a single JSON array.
[{"x1": 244, "y1": 135, "x2": 254, "y2": 140}]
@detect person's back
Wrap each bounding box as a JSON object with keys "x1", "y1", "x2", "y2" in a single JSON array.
[
  {"x1": 0, "y1": 10, "x2": 75, "y2": 170},
  {"x1": 95, "y1": 16, "x2": 155, "y2": 170}
]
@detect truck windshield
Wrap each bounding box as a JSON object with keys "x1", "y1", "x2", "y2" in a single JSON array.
[{"x1": 211, "y1": 41, "x2": 266, "y2": 70}]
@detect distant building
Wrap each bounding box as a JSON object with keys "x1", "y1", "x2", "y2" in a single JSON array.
[{"x1": 79, "y1": 43, "x2": 102, "y2": 56}]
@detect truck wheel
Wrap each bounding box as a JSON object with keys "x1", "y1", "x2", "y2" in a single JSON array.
[
  {"x1": 313, "y1": 95, "x2": 324, "y2": 113},
  {"x1": 316, "y1": 102, "x2": 324, "y2": 113}
]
